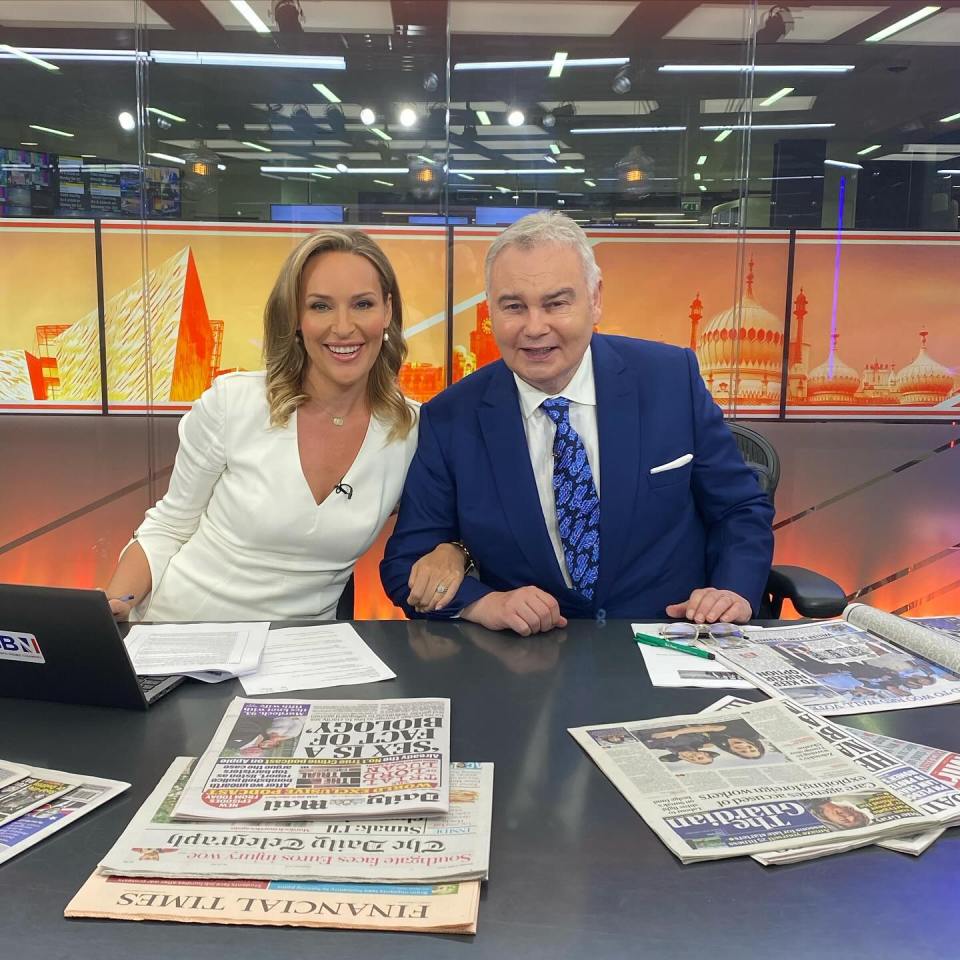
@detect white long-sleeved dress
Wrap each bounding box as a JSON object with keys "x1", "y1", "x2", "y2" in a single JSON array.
[{"x1": 130, "y1": 371, "x2": 419, "y2": 622}]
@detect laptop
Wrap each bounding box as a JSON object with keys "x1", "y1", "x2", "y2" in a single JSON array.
[{"x1": 0, "y1": 584, "x2": 184, "y2": 710}]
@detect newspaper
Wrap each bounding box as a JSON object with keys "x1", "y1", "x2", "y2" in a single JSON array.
[
  {"x1": 100, "y1": 757, "x2": 492, "y2": 883},
  {"x1": 66, "y1": 874, "x2": 480, "y2": 934},
  {"x1": 173, "y1": 698, "x2": 450, "y2": 821},
  {"x1": 569, "y1": 698, "x2": 941, "y2": 863},
  {"x1": 0, "y1": 759, "x2": 30, "y2": 790},
  {"x1": 0, "y1": 768, "x2": 130, "y2": 865},
  {"x1": 700, "y1": 697, "x2": 960, "y2": 862},
  {"x1": 0, "y1": 773, "x2": 80, "y2": 827},
  {"x1": 694, "y1": 608, "x2": 960, "y2": 716}
]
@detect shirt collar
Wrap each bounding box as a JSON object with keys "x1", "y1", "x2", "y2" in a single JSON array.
[{"x1": 513, "y1": 345, "x2": 596, "y2": 421}]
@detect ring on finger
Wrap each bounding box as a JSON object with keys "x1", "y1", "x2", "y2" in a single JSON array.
[{"x1": 434, "y1": 583, "x2": 448, "y2": 595}]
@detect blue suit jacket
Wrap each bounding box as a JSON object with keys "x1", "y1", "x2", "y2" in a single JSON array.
[{"x1": 381, "y1": 334, "x2": 775, "y2": 620}]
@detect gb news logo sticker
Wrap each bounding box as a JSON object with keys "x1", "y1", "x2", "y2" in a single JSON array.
[{"x1": 0, "y1": 630, "x2": 45, "y2": 664}]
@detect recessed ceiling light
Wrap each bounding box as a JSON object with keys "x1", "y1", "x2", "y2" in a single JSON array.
[
  {"x1": 549, "y1": 143, "x2": 560, "y2": 155},
  {"x1": 714, "y1": 129, "x2": 732, "y2": 142},
  {"x1": 152, "y1": 51, "x2": 344, "y2": 69},
  {"x1": 241, "y1": 141, "x2": 272, "y2": 152},
  {"x1": 697, "y1": 154, "x2": 707, "y2": 165},
  {"x1": 584, "y1": 179, "x2": 596, "y2": 187},
  {"x1": 475, "y1": 110, "x2": 491, "y2": 125},
  {"x1": 857, "y1": 144, "x2": 882, "y2": 156},
  {"x1": 940, "y1": 111, "x2": 960, "y2": 124},
  {"x1": 700, "y1": 123, "x2": 835, "y2": 131},
  {"x1": 148, "y1": 152, "x2": 185, "y2": 164},
  {"x1": 693, "y1": 172, "x2": 701, "y2": 181},
  {"x1": 399, "y1": 107, "x2": 417, "y2": 128},
  {"x1": 360, "y1": 107, "x2": 376, "y2": 126},
  {"x1": 28, "y1": 123, "x2": 74, "y2": 138},
  {"x1": 146, "y1": 106, "x2": 187, "y2": 123},
  {"x1": 455, "y1": 57, "x2": 627, "y2": 72},
  {"x1": 0, "y1": 43, "x2": 59, "y2": 71},
  {"x1": 20, "y1": 141, "x2": 39, "y2": 146},
  {"x1": 660, "y1": 64, "x2": 854, "y2": 74},
  {"x1": 824, "y1": 159, "x2": 863, "y2": 170},
  {"x1": 369, "y1": 127, "x2": 392, "y2": 141},
  {"x1": 698, "y1": 185, "x2": 707, "y2": 192},
  {"x1": 373, "y1": 179, "x2": 394, "y2": 186},
  {"x1": 571, "y1": 126, "x2": 685, "y2": 134},
  {"x1": 549, "y1": 51, "x2": 568, "y2": 79},
  {"x1": 507, "y1": 109, "x2": 525, "y2": 127},
  {"x1": 865, "y1": 5, "x2": 940, "y2": 43},
  {"x1": 230, "y1": 0, "x2": 271, "y2": 34},
  {"x1": 314, "y1": 83, "x2": 341, "y2": 103},
  {"x1": 118, "y1": 111, "x2": 136, "y2": 131},
  {"x1": 759, "y1": 86, "x2": 794, "y2": 107}
]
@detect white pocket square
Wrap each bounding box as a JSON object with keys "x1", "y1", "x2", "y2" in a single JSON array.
[{"x1": 649, "y1": 453, "x2": 693, "y2": 474}]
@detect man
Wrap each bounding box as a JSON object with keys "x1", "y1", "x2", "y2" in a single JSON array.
[{"x1": 381, "y1": 212, "x2": 774, "y2": 635}]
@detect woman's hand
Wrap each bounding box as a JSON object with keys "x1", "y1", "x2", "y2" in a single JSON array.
[
  {"x1": 407, "y1": 543, "x2": 467, "y2": 613},
  {"x1": 107, "y1": 597, "x2": 134, "y2": 620}
]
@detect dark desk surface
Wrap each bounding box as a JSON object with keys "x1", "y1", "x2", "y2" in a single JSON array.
[{"x1": 1, "y1": 619, "x2": 957, "y2": 959}]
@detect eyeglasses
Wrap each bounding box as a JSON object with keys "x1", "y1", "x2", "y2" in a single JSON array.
[{"x1": 660, "y1": 623, "x2": 746, "y2": 642}]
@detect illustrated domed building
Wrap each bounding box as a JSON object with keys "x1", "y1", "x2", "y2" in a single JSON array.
[
  {"x1": 894, "y1": 331, "x2": 955, "y2": 405},
  {"x1": 692, "y1": 258, "x2": 783, "y2": 404},
  {"x1": 806, "y1": 333, "x2": 861, "y2": 405}
]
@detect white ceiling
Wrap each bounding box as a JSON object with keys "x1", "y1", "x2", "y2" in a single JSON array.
[{"x1": 448, "y1": 1, "x2": 638, "y2": 37}]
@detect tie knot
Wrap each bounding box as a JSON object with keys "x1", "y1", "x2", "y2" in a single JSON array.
[{"x1": 541, "y1": 396, "x2": 570, "y2": 425}]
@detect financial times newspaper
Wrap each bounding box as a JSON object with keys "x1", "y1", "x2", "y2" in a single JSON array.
[
  {"x1": 174, "y1": 698, "x2": 450, "y2": 821},
  {"x1": 701, "y1": 697, "x2": 960, "y2": 863},
  {"x1": 694, "y1": 605, "x2": 960, "y2": 716},
  {"x1": 101, "y1": 757, "x2": 492, "y2": 883},
  {"x1": 569, "y1": 699, "x2": 940, "y2": 863}
]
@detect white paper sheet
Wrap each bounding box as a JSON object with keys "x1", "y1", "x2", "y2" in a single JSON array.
[
  {"x1": 240, "y1": 624, "x2": 396, "y2": 696},
  {"x1": 632, "y1": 623, "x2": 755, "y2": 689},
  {"x1": 124, "y1": 622, "x2": 269, "y2": 681}
]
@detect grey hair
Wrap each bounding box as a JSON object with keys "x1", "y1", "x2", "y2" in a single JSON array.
[{"x1": 484, "y1": 211, "x2": 601, "y2": 295}]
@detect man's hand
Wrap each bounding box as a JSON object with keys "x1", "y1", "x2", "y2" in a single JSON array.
[
  {"x1": 666, "y1": 588, "x2": 752, "y2": 624},
  {"x1": 407, "y1": 543, "x2": 467, "y2": 613},
  {"x1": 461, "y1": 587, "x2": 567, "y2": 636}
]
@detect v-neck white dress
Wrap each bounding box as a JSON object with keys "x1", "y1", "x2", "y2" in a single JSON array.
[{"x1": 130, "y1": 371, "x2": 419, "y2": 622}]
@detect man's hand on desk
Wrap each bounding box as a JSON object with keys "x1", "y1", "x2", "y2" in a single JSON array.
[
  {"x1": 666, "y1": 588, "x2": 752, "y2": 625},
  {"x1": 462, "y1": 587, "x2": 568, "y2": 636}
]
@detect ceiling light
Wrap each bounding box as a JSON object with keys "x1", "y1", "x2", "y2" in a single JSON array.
[
  {"x1": 28, "y1": 124, "x2": 74, "y2": 138},
  {"x1": 549, "y1": 143, "x2": 560, "y2": 155},
  {"x1": 696, "y1": 154, "x2": 707, "y2": 165},
  {"x1": 369, "y1": 127, "x2": 392, "y2": 141},
  {"x1": 507, "y1": 109, "x2": 525, "y2": 127},
  {"x1": 544, "y1": 155, "x2": 558, "y2": 164},
  {"x1": 311, "y1": 172, "x2": 332, "y2": 179},
  {"x1": 700, "y1": 123, "x2": 835, "y2": 131},
  {"x1": 344, "y1": 167, "x2": 409, "y2": 174},
  {"x1": 571, "y1": 125, "x2": 685, "y2": 134},
  {"x1": 152, "y1": 51, "x2": 345, "y2": 69},
  {"x1": 857, "y1": 144, "x2": 882, "y2": 156},
  {"x1": 81, "y1": 154, "x2": 96, "y2": 158},
  {"x1": 241, "y1": 141, "x2": 272, "y2": 152},
  {"x1": 549, "y1": 52, "x2": 567, "y2": 79},
  {"x1": 450, "y1": 167, "x2": 585, "y2": 175},
  {"x1": 714, "y1": 129, "x2": 733, "y2": 142},
  {"x1": 148, "y1": 152, "x2": 185, "y2": 164},
  {"x1": 660, "y1": 64, "x2": 853, "y2": 74},
  {"x1": 865, "y1": 6, "x2": 940, "y2": 43},
  {"x1": 693, "y1": 172, "x2": 701, "y2": 181},
  {"x1": 146, "y1": 106, "x2": 186, "y2": 123},
  {"x1": 759, "y1": 86, "x2": 794, "y2": 107},
  {"x1": 475, "y1": 110, "x2": 491, "y2": 126},
  {"x1": 335, "y1": 162, "x2": 348, "y2": 172},
  {"x1": 373, "y1": 179, "x2": 394, "y2": 186},
  {"x1": 698, "y1": 185, "x2": 707, "y2": 192},
  {"x1": 496, "y1": 186, "x2": 510, "y2": 193},
  {"x1": 217, "y1": 163, "x2": 226, "y2": 171},
  {"x1": 938, "y1": 168, "x2": 960, "y2": 174},
  {"x1": 360, "y1": 107, "x2": 376, "y2": 126},
  {"x1": 584, "y1": 179, "x2": 596, "y2": 187},
  {"x1": 118, "y1": 111, "x2": 136, "y2": 131},
  {"x1": 314, "y1": 83, "x2": 341, "y2": 103},
  {"x1": 455, "y1": 57, "x2": 627, "y2": 72},
  {"x1": 940, "y1": 111, "x2": 960, "y2": 123},
  {"x1": 20, "y1": 141, "x2": 38, "y2": 146},
  {"x1": 824, "y1": 159, "x2": 863, "y2": 170},
  {"x1": 399, "y1": 107, "x2": 417, "y2": 128},
  {"x1": 0, "y1": 43, "x2": 59, "y2": 71},
  {"x1": 611, "y1": 64, "x2": 633, "y2": 95},
  {"x1": 457, "y1": 173, "x2": 475, "y2": 181},
  {"x1": 416, "y1": 155, "x2": 434, "y2": 165},
  {"x1": 230, "y1": 0, "x2": 271, "y2": 34}
]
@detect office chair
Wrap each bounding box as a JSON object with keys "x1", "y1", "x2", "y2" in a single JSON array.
[{"x1": 728, "y1": 422, "x2": 847, "y2": 620}]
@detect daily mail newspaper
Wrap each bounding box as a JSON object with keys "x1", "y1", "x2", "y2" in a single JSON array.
[
  {"x1": 100, "y1": 757, "x2": 492, "y2": 883},
  {"x1": 174, "y1": 698, "x2": 450, "y2": 821},
  {"x1": 699, "y1": 697, "x2": 960, "y2": 864},
  {"x1": 694, "y1": 607, "x2": 960, "y2": 716},
  {"x1": 569, "y1": 699, "x2": 940, "y2": 863},
  {"x1": 66, "y1": 874, "x2": 480, "y2": 934}
]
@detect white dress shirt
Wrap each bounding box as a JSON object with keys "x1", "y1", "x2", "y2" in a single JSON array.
[
  {"x1": 129, "y1": 371, "x2": 419, "y2": 622},
  {"x1": 513, "y1": 346, "x2": 600, "y2": 589}
]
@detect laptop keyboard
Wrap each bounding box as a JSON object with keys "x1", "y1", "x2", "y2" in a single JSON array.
[{"x1": 137, "y1": 674, "x2": 183, "y2": 703}]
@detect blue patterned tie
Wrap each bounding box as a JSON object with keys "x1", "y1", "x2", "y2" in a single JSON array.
[{"x1": 541, "y1": 397, "x2": 600, "y2": 600}]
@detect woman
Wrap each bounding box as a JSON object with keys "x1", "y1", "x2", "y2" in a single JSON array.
[{"x1": 104, "y1": 229, "x2": 462, "y2": 622}]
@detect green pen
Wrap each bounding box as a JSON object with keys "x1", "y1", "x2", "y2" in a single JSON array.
[{"x1": 633, "y1": 631, "x2": 715, "y2": 661}]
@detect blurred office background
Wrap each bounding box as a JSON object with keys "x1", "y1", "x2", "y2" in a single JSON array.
[{"x1": 1, "y1": 0, "x2": 958, "y2": 617}]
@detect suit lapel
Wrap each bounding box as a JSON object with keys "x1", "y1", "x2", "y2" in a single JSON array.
[
  {"x1": 593, "y1": 335, "x2": 641, "y2": 606},
  {"x1": 478, "y1": 363, "x2": 569, "y2": 595}
]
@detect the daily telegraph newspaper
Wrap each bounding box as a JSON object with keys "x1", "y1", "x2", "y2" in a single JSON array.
[
  {"x1": 66, "y1": 874, "x2": 480, "y2": 934},
  {"x1": 701, "y1": 697, "x2": 960, "y2": 864},
  {"x1": 100, "y1": 757, "x2": 492, "y2": 883},
  {"x1": 173, "y1": 698, "x2": 450, "y2": 821},
  {"x1": 695, "y1": 604, "x2": 960, "y2": 716},
  {"x1": 0, "y1": 768, "x2": 129, "y2": 865},
  {"x1": 569, "y1": 699, "x2": 942, "y2": 863}
]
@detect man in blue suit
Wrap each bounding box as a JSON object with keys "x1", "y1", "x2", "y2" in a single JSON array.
[{"x1": 381, "y1": 212, "x2": 774, "y2": 635}]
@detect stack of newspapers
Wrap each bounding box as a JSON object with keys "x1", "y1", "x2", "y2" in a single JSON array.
[
  {"x1": 66, "y1": 697, "x2": 493, "y2": 934},
  {"x1": 570, "y1": 696, "x2": 960, "y2": 865}
]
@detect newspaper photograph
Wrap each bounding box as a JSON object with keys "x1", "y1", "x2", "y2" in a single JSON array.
[
  {"x1": 0, "y1": 768, "x2": 130, "y2": 865},
  {"x1": 173, "y1": 698, "x2": 450, "y2": 821},
  {"x1": 0, "y1": 759, "x2": 30, "y2": 790},
  {"x1": 100, "y1": 757, "x2": 492, "y2": 883},
  {"x1": 0, "y1": 773, "x2": 81, "y2": 827},
  {"x1": 696, "y1": 617, "x2": 960, "y2": 716},
  {"x1": 569, "y1": 699, "x2": 941, "y2": 863},
  {"x1": 66, "y1": 874, "x2": 480, "y2": 934}
]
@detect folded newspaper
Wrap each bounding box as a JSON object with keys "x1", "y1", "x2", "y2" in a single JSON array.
[
  {"x1": 66, "y1": 874, "x2": 480, "y2": 934},
  {"x1": 700, "y1": 697, "x2": 960, "y2": 864},
  {"x1": 569, "y1": 698, "x2": 943, "y2": 863},
  {"x1": 99, "y1": 757, "x2": 492, "y2": 883},
  {"x1": 173, "y1": 698, "x2": 451, "y2": 821},
  {"x1": 692, "y1": 604, "x2": 960, "y2": 716}
]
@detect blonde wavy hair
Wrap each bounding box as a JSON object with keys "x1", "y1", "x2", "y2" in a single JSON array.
[{"x1": 263, "y1": 229, "x2": 415, "y2": 440}]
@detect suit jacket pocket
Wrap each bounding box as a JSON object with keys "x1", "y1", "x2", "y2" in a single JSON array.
[{"x1": 648, "y1": 461, "x2": 693, "y2": 489}]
